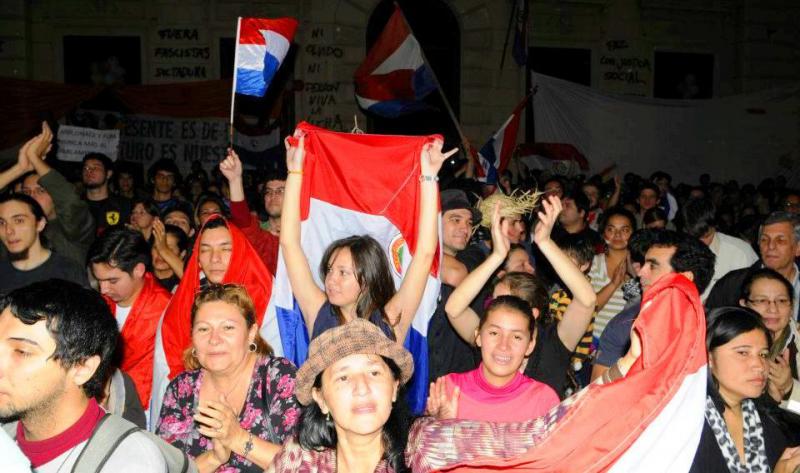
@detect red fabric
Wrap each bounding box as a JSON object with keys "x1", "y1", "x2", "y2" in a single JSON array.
[
  {"x1": 161, "y1": 214, "x2": 273, "y2": 379},
  {"x1": 354, "y1": 5, "x2": 410, "y2": 78},
  {"x1": 239, "y1": 17, "x2": 298, "y2": 45},
  {"x1": 229, "y1": 200, "x2": 279, "y2": 275},
  {"x1": 440, "y1": 273, "x2": 707, "y2": 472},
  {"x1": 104, "y1": 272, "x2": 171, "y2": 407},
  {"x1": 295, "y1": 121, "x2": 441, "y2": 276},
  {"x1": 16, "y1": 399, "x2": 104, "y2": 468}
]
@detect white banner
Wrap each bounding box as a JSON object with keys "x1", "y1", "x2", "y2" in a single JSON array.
[
  {"x1": 532, "y1": 72, "x2": 800, "y2": 183},
  {"x1": 56, "y1": 125, "x2": 120, "y2": 162}
]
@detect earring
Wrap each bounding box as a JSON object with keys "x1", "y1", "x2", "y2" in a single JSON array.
[
  {"x1": 192, "y1": 348, "x2": 197, "y2": 357},
  {"x1": 326, "y1": 412, "x2": 332, "y2": 423},
  {"x1": 248, "y1": 342, "x2": 257, "y2": 352}
]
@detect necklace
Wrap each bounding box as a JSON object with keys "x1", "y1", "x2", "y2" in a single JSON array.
[{"x1": 206, "y1": 355, "x2": 252, "y2": 399}]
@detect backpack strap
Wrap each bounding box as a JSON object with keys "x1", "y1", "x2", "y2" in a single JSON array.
[{"x1": 71, "y1": 414, "x2": 138, "y2": 473}]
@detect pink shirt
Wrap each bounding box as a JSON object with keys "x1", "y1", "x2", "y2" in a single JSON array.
[{"x1": 445, "y1": 364, "x2": 559, "y2": 422}]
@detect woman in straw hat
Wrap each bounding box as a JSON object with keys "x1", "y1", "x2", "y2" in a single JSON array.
[{"x1": 268, "y1": 319, "x2": 414, "y2": 473}]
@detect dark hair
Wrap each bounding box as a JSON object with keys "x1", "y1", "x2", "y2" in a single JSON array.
[
  {"x1": 298, "y1": 356, "x2": 411, "y2": 472},
  {"x1": 0, "y1": 193, "x2": 46, "y2": 223},
  {"x1": 319, "y1": 235, "x2": 396, "y2": 334},
  {"x1": 480, "y1": 294, "x2": 537, "y2": 337},
  {"x1": 201, "y1": 215, "x2": 229, "y2": 233},
  {"x1": 0, "y1": 279, "x2": 119, "y2": 398},
  {"x1": 741, "y1": 268, "x2": 794, "y2": 358},
  {"x1": 131, "y1": 197, "x2": 160, "y2": 219},
  {"x1": 705, "y1": 306, "x2": 771, "y2": 411},
  {"x1": 650, "y1": 171, "x2": 672, "y2": 184},
  {"x1": 682, "y1": 198, "x2": 716, "y2": 238},
  {"x1": 563, "y1": 190, "x2": 589, "y2": 216},
  {"x1": 643, "y1": 207, "x2": 667, "y2": 226},
  {"x1": 638, "y1": 182, "x2": 660, "y2": 197},
  {"x1": 600, "y1": 206, "x2": 636, "y2": 233},
  {"x1": 628, "y1": 229, "x2": 659, "y2": 266},
  {"x1": 87, "y1": 227, "x2": 151, "y2": 274},
  {"x1": 148, "y1": 158, "x2": 182, "y2": 185},
  {"x1": 82, "y1": 153, "x2": 114, "y2": 173},
  {"x1": 553, "y1": 232, "x2": 594, "y2": 267},
  {"x1": 162, "y1": 202, "x2": 195, "y2": 228},
  {"x1": 194, "y1": 193, "x2": 229, "y2": 225},
  {"x1": 159, "y1": 224, "x2": 190, "y2": 253},
  {"x1": 262, "y1": 169, "x2": 288, "y2": 187},
  {"x1": 496, "y1": 272, "x2": 552, "y2": 325},
  {"x1": 648, "y1": 230, "x2": 715, "y2": 294}
]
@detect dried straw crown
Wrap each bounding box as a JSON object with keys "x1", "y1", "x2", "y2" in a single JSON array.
[{"x1": 476, "y1": 189, "x2": 543, "y2": 228}]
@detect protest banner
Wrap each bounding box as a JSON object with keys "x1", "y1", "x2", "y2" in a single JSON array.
[{"x1": 56, "y1": 125, "x2": 120, "y2": 162}]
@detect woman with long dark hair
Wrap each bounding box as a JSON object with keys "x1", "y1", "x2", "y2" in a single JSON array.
[
  {"x1": 280, "y1": 132, "x2": 454, "y2": 343},
  {"x1": 268, "y1": 319, "x2": 413, "y2": 472}
]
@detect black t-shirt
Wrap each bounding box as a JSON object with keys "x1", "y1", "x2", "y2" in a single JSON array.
[
  {"x1": 156, "y1": 274, "x2": 181, "y2": 293},
  {"x1": 87, "y1": 195, "x2": 132, "y2": 236},
  {"x1": 428, "y1": 284, "x2": 480, "y2": 382},
  {"x1": 0, "y1": 251, "x2": 88, "y2": 294},
  {"x1": 523, "y1": 322, "x2": 572, "y2": 398}
]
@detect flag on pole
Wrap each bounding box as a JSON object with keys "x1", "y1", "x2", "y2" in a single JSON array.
[
  {"x1": 408, "y1": 273, "x2": 707, "y2": 472},
  {"x1": 234, "y1": 17, "x2": 298, "y2": 97},
  {"x1": 267, "y1": 121, "x2": 442, "y2": 414},
  {"x1": 354, "y1": 5, "x2": 437, "y2": 117},
  {"x1": 475, "y1": 95, "x2": 529, "y2": 184}
]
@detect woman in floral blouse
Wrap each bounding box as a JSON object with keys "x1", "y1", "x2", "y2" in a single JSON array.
[{"x1": 156, "y1": 283, "x2": 300, "y2": 472}]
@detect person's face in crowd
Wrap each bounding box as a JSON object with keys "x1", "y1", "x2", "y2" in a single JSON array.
[
  {"x1": 91, "y1": 262, "x2": 145, "y2": 307},
  {"x1": 653, "y1": 177, "x2": 670, "y2": 195},
  {"x1": 197, "y1": 201, "x2": 222, "y2": 227},
  {"x1": 709, "y1": 328, "x2": 768, "y2": 406},
  {"x1": 544, "y1": 181, "x2": 564, "y2": 199},
  {"x1": 0, "y1": 200, "x2": 45, "y2": 258},
  {"x1": 689, "y1": 189, "x2": 706, "y2": 200},
  {"x1": 324, "y1": 247, "x2": 362, "y2": 310},
  {"x1": 164, "y1": 210, "x2": 193, "y2": 238},
  {"x1": 582, "y1": 184, "x2": 600, "y2": 209},
  {"x1": 638, "y1": 189, "x2": 659, "y2": 211},
  {"x1": 312, "y1": 353, "x2": 399, "y2": 438},
  {"x1": 82, "y1": 159, "x2": 109, "y2": 190},
  {"x1": 0, "y1": 308, "x2": 98, "y2": 421},
  {"x1": 558, "y1": 198, "x2": 584, "y2": 228},
  {"x1": 130, "y1": 203, "x2": 154, "y2": 230},
  {"x1": 153, "y1": 170, "x2": 176, "y2": 195},
  {"x1": 198, "y1": 226, "x2": 233, "y2": 284},
  {"x1": 742, "y1": 278, "x2": 793, "y2": 339},
  {"x1": 475, "y1": 306, "x2": 535, "y2": 387},
  {"x1": 504, "y1": 247, "x2": 534, "y2": 275},
  {"x1": 759, "y1": 222, "x2": 800, "y2": 273},
  {"x1": 191, "y1": 300, "x2": 256, "y2": 374},
  {"x1": 603, "y1": 215, "x2": 633, "y2": 251},
  {"x1": 118, "y1": 172, "x2": 135, "y2": 194},
  {"x1": 442, "y1": 209, "x2": 473, "y2": 255},
  {"x1": 188, "y1": 180, "x2": 205, "y2": 201},
  {"x1": 263, "y1": 179, "x2": 286, "y2": 219},
  {"x1": 492, "y1": 282, "x2": 542, "y2": 319},
  {"x1": 782, "y1": 195, "x2": 800, "y2": 215},
  {"x1": 504, "y1": 216, "x2": 525, "y2": 245},
  {"x1": 20, "y1": 174, "x2": 55, "y2": 220},
  {"x1": 637, "y1": 245, "x2": 676, "y2": 291},
  {"x1": 152, "y1": 233, "x2": 184, "y2": 273},
  {"x1": 646, "y1": 219, "x2": 666, "y2": 230}
]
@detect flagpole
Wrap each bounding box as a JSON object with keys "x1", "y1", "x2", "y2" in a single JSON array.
[
  {"x1": 499, "y1": 0, "x2": 518, "y2": 70},
  {"x1": 229, "y1": 17, "x2": 242, "y2": 147},
  {"x1": 394, "y1": 4, "x2": 473, "y2": 158}
]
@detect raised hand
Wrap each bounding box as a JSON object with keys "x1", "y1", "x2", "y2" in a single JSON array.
[
  {"x1": 768, "y1": 349, "x2": 793, "y2": 401},
  {"x1": 533, "y1": 195, "x2": 562, "y2": 245},
  {"x1": 490, "y1": 202, "x2": 511, "y2": 259},
  {"x1": 285, "y1": 131, "x2": 306, "y2": 172},
  {"x1": 151, "y1": 218, "x2": 168, "y2": 252},
  {"x1": 424, "y1": 377, "x2": 460, "y2": 420},
  {"x1": 219, "y1": 148, "x2": 243, "y2": 182},
  {"x1": 420, "y1": 139, "x2": 457, "y2": 177}
]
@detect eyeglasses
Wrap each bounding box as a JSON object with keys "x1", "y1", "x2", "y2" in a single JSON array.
[
  {"x1": 83, "y1": 165, "x2": 103, "y2": 173},
  {"x1": 747, "y1": 298, "x2": 792, "y2": 309},
  {"x1": 264, "y1": 188, "x2": 285, "y2": 196}
]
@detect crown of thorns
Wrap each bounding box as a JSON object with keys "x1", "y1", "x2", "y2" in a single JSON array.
[{"x1": 476, "y1": 190, "x2": 542, "y2": 228}]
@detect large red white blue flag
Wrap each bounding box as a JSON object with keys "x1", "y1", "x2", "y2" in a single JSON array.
[
  {"x1": 475, "y1": 95, "x2": 529, "y2": 184},
  {"x1": 409, "y1": 273, "x2": 707, "y2": 472},
  {"x1": 266, "y1": 122, "x2": 442, "y2": 414},
  {"x1": 354, "y1": 5, "x2": 437, "y2": 117},
  {"x1": 234, "y1": 17, "x2": 298, "y2": 97}
]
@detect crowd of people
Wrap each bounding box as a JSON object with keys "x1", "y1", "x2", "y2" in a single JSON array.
[{"x1": 2, "y1": 120, "x2": 800, "y2": 472}]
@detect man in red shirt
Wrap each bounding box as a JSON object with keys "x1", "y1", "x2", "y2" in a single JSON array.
[
  {"x1": 88, "y1": 228, "x2": 171, "y2": 413},
  {"x1": 220, "y1": 149, "x2": 283, "y2": 275}
]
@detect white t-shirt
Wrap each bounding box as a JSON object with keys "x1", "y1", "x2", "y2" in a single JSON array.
[
  {"x1": 33, "y1": 431, "x2": 167, "y2": 472},
  {"x1": 0, "y1": 428, "x2": 30, "y2": 473},
  {"x1": 115, "y1": 304, "x2": 133, "y2": 332}
]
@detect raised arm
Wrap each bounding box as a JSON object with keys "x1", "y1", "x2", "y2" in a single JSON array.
[
  {"x1": 220, "y1": 148, "x2": 256, "y2": 230},
  {"x1": 1, "y1": 129, "x2": 49, "y2": 190},
  {"x1": 533, "y1": 196, "x2": 597, "y2": 351},
  {"x1": 386, "y1": 140, "x2": 455, "y2": 343},
  {"x1": 444, "y1": 203, "x2": 510, "y2": 344},
  {"x1": 279, "y1": 134, "x2": 327, "y2": 331}
]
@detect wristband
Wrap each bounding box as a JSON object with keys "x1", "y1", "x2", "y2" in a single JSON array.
[
  {"x1": 243, "y1": 431, "x2": 254, "y2": 459},
  {"x1": 419, "y1": 175, "x2": 439, "y2": 182},
  {"x1": 288, "y1": 170, "x2": 303, "y2": 175}
]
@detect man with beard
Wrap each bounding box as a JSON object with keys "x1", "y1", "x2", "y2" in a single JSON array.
[
  {"x1": 0, "y1": 194, "x2": 86, "y2": 293},
  {"x1": 82, "y1": 153, "x2": 131, "y2": 236}
]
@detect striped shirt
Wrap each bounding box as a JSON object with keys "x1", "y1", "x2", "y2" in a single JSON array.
[{"x1": 589, "y1": 254, "x2": 627, "y2": 341}]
